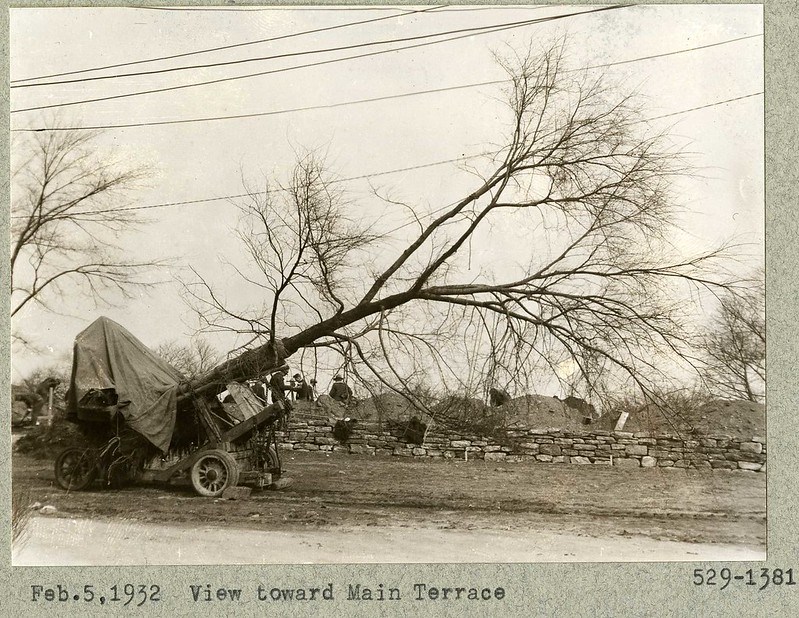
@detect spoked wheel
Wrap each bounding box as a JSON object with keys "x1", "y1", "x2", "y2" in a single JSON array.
[
  {"x1": 266, "y1": 445, "x2": 281, "y2": 479},
  {"x1": 54, "y1": 447, "x2": 98, "y2": 491},
  {"x1": 190, "y1": 450, "x2": 239, "y2": 497}
]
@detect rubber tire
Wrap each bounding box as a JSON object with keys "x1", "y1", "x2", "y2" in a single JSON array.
[
  {"x1": 54, "y1": 447, "x2": 98, "y2": 491},
  {"x1": 190, "y1": 450, "x2": 240, "y2": 497},
  {"x1": 265, "y1": 445, "x2": 281, "y2": 478}
]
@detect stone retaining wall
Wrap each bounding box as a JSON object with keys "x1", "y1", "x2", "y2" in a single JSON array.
[{"x1": 276, "y1": 418, "x2": 766, "y2": 472}]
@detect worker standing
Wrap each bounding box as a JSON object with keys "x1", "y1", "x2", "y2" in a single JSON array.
[
  {"x1": 293, "y1": 373, "x2": 314, "y2": 402},
  {"x1": 329, "y1": 375, "x2": 353, "y2": 405},
  {"x1": 269, "y1": 368, "x2": 289, "y2": 405}
]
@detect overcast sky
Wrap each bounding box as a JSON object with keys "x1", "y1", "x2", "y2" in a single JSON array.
[{"x1": 10, "y1": 4, "x2": 764, "y2": 382}]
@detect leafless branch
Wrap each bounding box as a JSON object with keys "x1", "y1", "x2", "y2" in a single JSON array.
[{"x1": 11, "y1": 124, "x2": 162, "y2": 335}]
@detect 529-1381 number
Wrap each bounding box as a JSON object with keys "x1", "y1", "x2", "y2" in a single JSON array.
[{"x1": 693, "y1": 568, "x2": 796, "y2": 590}]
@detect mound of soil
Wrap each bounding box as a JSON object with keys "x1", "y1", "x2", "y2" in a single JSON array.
[
  {"x1": 606, "y1": 400, "x2": 765, "y2": 439},
  {"x1": 501, "y1": 395, "x2": 596, "y2": 432},
  {"x1": 430, "y1": 396, "x2": 494, "y2": 433},
  {"x1": 289, "y1": 393, "x2": 427, "y2": 426},
  {"x1": 295, "y1": 391, "x2": 765, "y2": 439},
  {"x1": 289, "y1": 398, "x2": 337, "y2": 420},
  {"x1": 343, "y1": 392, "x2": 600, "y2": 434},
  {"x1": 352, "y1": 392, "x2": 427, "y2": 424}
]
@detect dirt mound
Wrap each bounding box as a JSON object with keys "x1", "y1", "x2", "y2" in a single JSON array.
[
  {"x1": 609, "y1": 400, "x2": 765, "y2": 438},
  {"x1": 431, "y1": 396, "x2": 491, "y2": 431},
  {"x1": 501, "y1": 395, "x2": 596, "y2": 432},
  {"x1": 289, "y1": 398, "x2": 336, "y2": 419},
  {"x1": 295, "y1": 392, "x2": 763, "y2": 439},
  {"x1": 352, "y1": 392, "x2": 426, "y2": 424},
  {"x1": 351, "y1": 392, "x2": 598, "y2": 434}
]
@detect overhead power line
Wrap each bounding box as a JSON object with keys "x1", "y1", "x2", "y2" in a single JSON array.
[
  {"x1": 12, "y1": 91, "x2": 762, "y2": 222},
  {"x1": 14, "y1": 154, "x2": 486, "y2": 220},
  {"x1": 581, "y1": 33, "x2": 761, "y2": 70},
  {"x1": 12, "y1": 33, "x2": 762, "y2": 133},
  {"x1": 10, "y1": 5, "x2": 628, "y2": 115},
  {"x1": 385, "y1": 92, "x2": 766, "y2": 236},
  {"x1": 16, "y1": 81, "x2": 503, "y2": 132},
  {"x1": 19, "y1": 14, "x2": 758, "y2": 91},
  {"x1": 13, "y1": 5, "x2": 552, "y2": 86},
  {"x1": 11, "y1": 5, "x2": 447, "y2": 85},
  {"x1": 13, "y1": 9, "x2": 607, "y2": 89},
  {"x1": 646, "y1": 91, "x2": 762, "y2": 121}
]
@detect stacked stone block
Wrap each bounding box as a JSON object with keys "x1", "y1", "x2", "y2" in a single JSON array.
[{"x1": 276, "y1": 418, "x2": 765, "y2": 472}]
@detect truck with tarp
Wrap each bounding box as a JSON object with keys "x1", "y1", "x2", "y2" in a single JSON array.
[{"x1": 55, "y1": 316, "x2": 289, "y2": 497}]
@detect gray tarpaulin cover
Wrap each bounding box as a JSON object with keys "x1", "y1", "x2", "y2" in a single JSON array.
[{"x1": 67, "y1": 316, "x2": 185, "y2": 452}]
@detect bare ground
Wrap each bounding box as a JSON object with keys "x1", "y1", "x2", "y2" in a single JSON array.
[
  {"x1": 14, "y1": 516, "x2": 764, "y2": 565},
  {"x1": 13, "y1": 447, "x2": 765, "y2": 554}
]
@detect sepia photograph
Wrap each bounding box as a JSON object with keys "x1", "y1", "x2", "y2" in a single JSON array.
[{"x1": 9, "y1": 4, "x2": 765, "y2": 569}]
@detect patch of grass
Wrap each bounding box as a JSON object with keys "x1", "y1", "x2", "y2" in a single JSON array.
[{"x1": 12, "y1": 485, "x2": 33, "y2": 549}]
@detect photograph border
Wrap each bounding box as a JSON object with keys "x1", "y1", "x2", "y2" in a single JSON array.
[{"x1": 2, "y1": 1, "x2": 794, "y2": 615}]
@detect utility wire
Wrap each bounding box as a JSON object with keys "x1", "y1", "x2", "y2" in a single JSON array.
[
  {"x1": 12, "y1": 91, "x2": 762, "y2": 221},
  {"x1": 582, "y1": 33, "x2": 761, "y2": 71},
  {"x1": 17, "y1": 154, "x2": 484, "y2": 219},
  {"x1": 371, "y1": 88, "x2": 765, "y2": 240},
  {"x1": 15, "y1": 81, "x2": 500, "y2": 132},
  {"x1": 19, "y1": 9, "x2": 754, "y2": 90},
  {"x1": 10, "y1": 5, "x2": 628, "y2": 115},
  {"x1": 12, "y1": 32, "x2": 762, "y2": 133},
  {"x1": 12, "y1": 5, "x2": 550, "y2": 84},
  {"x1": 13, "y1": 10, "x2": 598, "y2": 89},
  {"x1": 646, "y1": 91, "x2": 762, "y2": 121},
  {"x1": 11, "y1": 5, "x2": 447, "y2": 85}
]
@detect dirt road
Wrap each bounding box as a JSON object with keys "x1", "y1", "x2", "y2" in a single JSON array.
[
  {"x1": 13, "y1": 516, "x2": 765, "y2": 565},
  {"x1": 13, "y1": 449, "x2": 766, "y2": 565}
]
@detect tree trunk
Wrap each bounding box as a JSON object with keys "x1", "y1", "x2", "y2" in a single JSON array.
[{"x1": 178, "y1": 338, "x2": 290, "y2": 399}]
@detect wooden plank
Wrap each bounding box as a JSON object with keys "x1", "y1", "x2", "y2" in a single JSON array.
[
  {"x1": 193, "y1": 402, "x2": 217, "y2": 440},
  {"x1": 222, "y1": 402, "x2": 245, "y2": 424},
  {"x1": 219, "y1": 402, "x2": 283, "y2": 444},
  {"x1": 226, "y1": 382, "x2": 264, "y2": 421},
  {"x1": 194, "y1": 397, "x2": 223, "y2": 443}
]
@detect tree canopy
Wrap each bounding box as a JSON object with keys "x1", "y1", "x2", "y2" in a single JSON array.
[
  {"x1": 181, "y1": 40, "x2": 740, "y2": 409},
  {"x1": 11, "y1": 126, "x2": 160, "y2": 346}
]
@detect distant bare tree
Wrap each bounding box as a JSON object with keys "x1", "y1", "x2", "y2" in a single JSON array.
[
  {"x1": 700, "y1": 270, "x2": 765, "y2": 402},
  {"x1": 11, "y1": 126, "x2": 160, "y2": 343},
  {"x1": 182, "y1": 40, "x2": 737, "y2": 412},
  {"x1": 155, "y1": 338, "x2": 221, "y2": 381}
]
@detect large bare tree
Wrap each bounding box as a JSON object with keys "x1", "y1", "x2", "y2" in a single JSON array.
[
  {"x1": 11, "y1": 126, "x2": 159, "y2": 343},
  {"x1": 182, "y1": 40, "x2": 737, "y2": 408}
]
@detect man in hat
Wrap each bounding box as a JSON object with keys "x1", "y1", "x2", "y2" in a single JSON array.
[
  {"x1": 269, "y1": 368, "x2": 289, "y2": 405},
  {"x1": 329, "y1": 375, "x2": 353, "y2": 404},
  {"x1": 293, "y1": 373, "x2": 314, "y2": 402}
]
